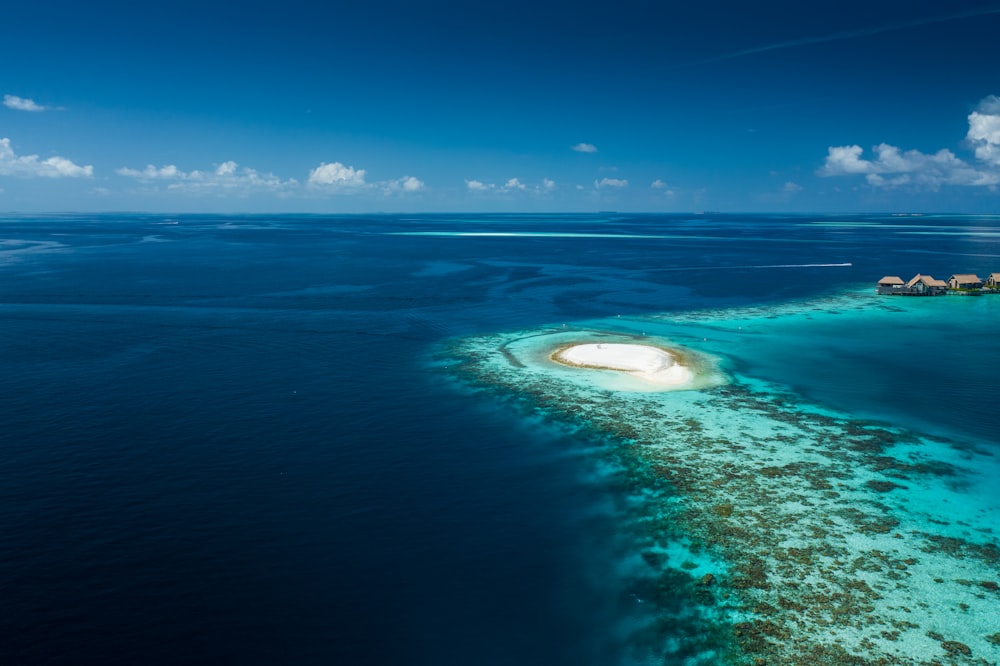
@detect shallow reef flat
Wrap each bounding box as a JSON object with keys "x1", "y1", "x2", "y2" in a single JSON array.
[{"x1": 439, "y1": 300, "x2": 1000, "y2": 665}]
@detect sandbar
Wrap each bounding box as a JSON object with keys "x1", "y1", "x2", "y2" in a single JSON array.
[{"x1": 551, "y1": 343, "x2": 693, "y2": 386}]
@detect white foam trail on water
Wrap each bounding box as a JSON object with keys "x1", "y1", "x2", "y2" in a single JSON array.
[
  {"x1": 900, "y1": 249, "x2": 1000, "y2": 258},
  {"x1": 389, "y1": 231, "x2": 685, "y2": 239},
  {"x1": 901, "y1": 230, "x2": 1000, "y2": 237},
  {"x1": 803, "y1": 222, "x2": 1000, "y2": 232},
  {"x1": 386, "y1": 231, "x2": 840, "y2": 244},
  {"x1": 650, "y1": 262, "x2": 851, "y2": 272},
  {"x1": 734, "y1": 262, "x2": 852, "y2": 268}
]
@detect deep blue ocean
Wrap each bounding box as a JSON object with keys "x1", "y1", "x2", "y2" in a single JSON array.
[{"x1": 2, "y1": 213, "x2": 998, "y2": 664}]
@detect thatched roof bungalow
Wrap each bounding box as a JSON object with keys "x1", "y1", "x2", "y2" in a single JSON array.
[
  {"x1": 878, "y1": 276, "x2": 904, "y2": 286},
  {"x1": 948, "y1": 274, "x2": 983, "y2": 290},
  {"x1": 876, "y1": 276, "x2": 905, "y2": 294},
  {"x1": 906, "y1": 274, "x2": 948, "y2": 295},
  {"x1": 927, "y1": 277, "x2": 949, "y2": 291},
  {"x1": 987, "y1": 272, "x2": 1000, "y2": 288}
]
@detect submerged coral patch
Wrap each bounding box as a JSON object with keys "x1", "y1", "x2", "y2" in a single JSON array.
[{"x1": 438, "y1": 305, "x2": 1000, "y2": 665}]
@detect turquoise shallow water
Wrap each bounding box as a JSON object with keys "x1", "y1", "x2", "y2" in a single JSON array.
[
  {"x1": 655, "y1": 291, "x2": 1000, "y2": 445},
  {"x1": 442, "y1": 290, "x2": 1000, "y2": 664}
]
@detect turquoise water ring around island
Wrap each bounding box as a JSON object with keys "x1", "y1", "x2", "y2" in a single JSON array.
[{"x1": 491, "y1": 329, "x2": 726, "y2": 393}]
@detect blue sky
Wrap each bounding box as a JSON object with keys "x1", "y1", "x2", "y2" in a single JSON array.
[{"x1": 3, "y1": 0, "x2": 1000, "y2": 213}]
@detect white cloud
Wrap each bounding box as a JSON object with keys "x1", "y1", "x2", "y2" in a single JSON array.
[
  {"x1": 383, "y1": 175, "x2": 425, "y2": 195},
  {"x1": 216, "y1": 160, "x2": 238, "y2": 176},
  {"x1": 118, "y1": 160, "x2": 297, "y2": 194},
  {"x1": 967, "y1": 95, "x2": 1000, "y2": 167},
  {"x1": 117, "y1": 164, "x2": 186, "y2": 179},
  {"x1": 3, "y1": 95, "x2": 46, "y2": 112},
  {"x1": 819, "y1": 143, "x2": 998, "y2": 189},
  {"x1": 819, "y1": 95, "x2": 1000, "y2": 190},
  {"x1": 0, "y1": 137, "x2": 93, "y2": 178},
  {"x1": 309, "y1": 160, "x2": 427, "y2": 196},
  {"x1": 466, "y1": 179, "x2": 492, "y2": 191},
  {"x1": 783, "y1": 181, "x2": 803, "y2": 193},
  {"x1": 399, "y1": 176, "x2": 424, "y2": 191},
  {"x1": 42, "y1": 156, "x2": 93, "y2": 178},
  {"x1": 818, "y1": 145, "x2": 871, "y2": 176},
  {"x1": 652, "y1": 180, "x2": 676, "y2": 196},
  {"x1": 572, "y1": 142, "x2": 598, "y2": 153},
  {"x1": 595, "y1": 177, "x2": 628, "y2": 188},
  {"x1": 308, "y1": 161, "x2": 367, "y2": 190},
  {"x1": 466, "y1": 177, "x2": 555, "y2": 195},
  {"x1": 118, "y1": 157, "x2": 418, "y2": 197}
]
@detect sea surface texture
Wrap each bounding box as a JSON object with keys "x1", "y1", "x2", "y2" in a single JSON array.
[{"x1": 1, "y1": 213, "x2": 998, "y2": 665}]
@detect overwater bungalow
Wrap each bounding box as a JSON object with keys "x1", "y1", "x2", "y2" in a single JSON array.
[
  {"x1": 876, "y1": 271, "x2": 1000, "y2": 295},
  {"x1": 948, "y1": 274, "x2": 984, "y2": 290},
  {"x1": 876, "y1": 274, "x2": 948, "y2": 296},
  {"x1": 906, "y1": 274, "x2": 948, "y2": 295},
  {"x1": 876, "y1": 276, "x2": 905, "y2": 295}
]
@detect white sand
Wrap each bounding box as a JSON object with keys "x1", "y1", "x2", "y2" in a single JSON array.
[{"x1": 553, "y1": 343, "x2": 693, "y2": 386}]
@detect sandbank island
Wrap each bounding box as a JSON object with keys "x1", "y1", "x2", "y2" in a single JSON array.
[{"x1": 551, "y1": 342, "x2": 693, "y2": 387}]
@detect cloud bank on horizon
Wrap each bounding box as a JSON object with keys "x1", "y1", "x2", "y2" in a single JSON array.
[
  {"x1": 465, "y1": 177, "x2": 555, "y2": 195},
  {"x1": 0, "y1": 137, "x2": 92, "y2": 178},
  {"x1": 820, "y1": 96, "x2": 1000, "y2": 190},
  {"x1": 117, "y1": 161, "x2": 299, "y2": 195},
  {"x1": 306, "y1": 161, "x2": 425, "y2": 196},
  {"x1": 4, "y1": 93, "x2": 1000, "y2": 208}
]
